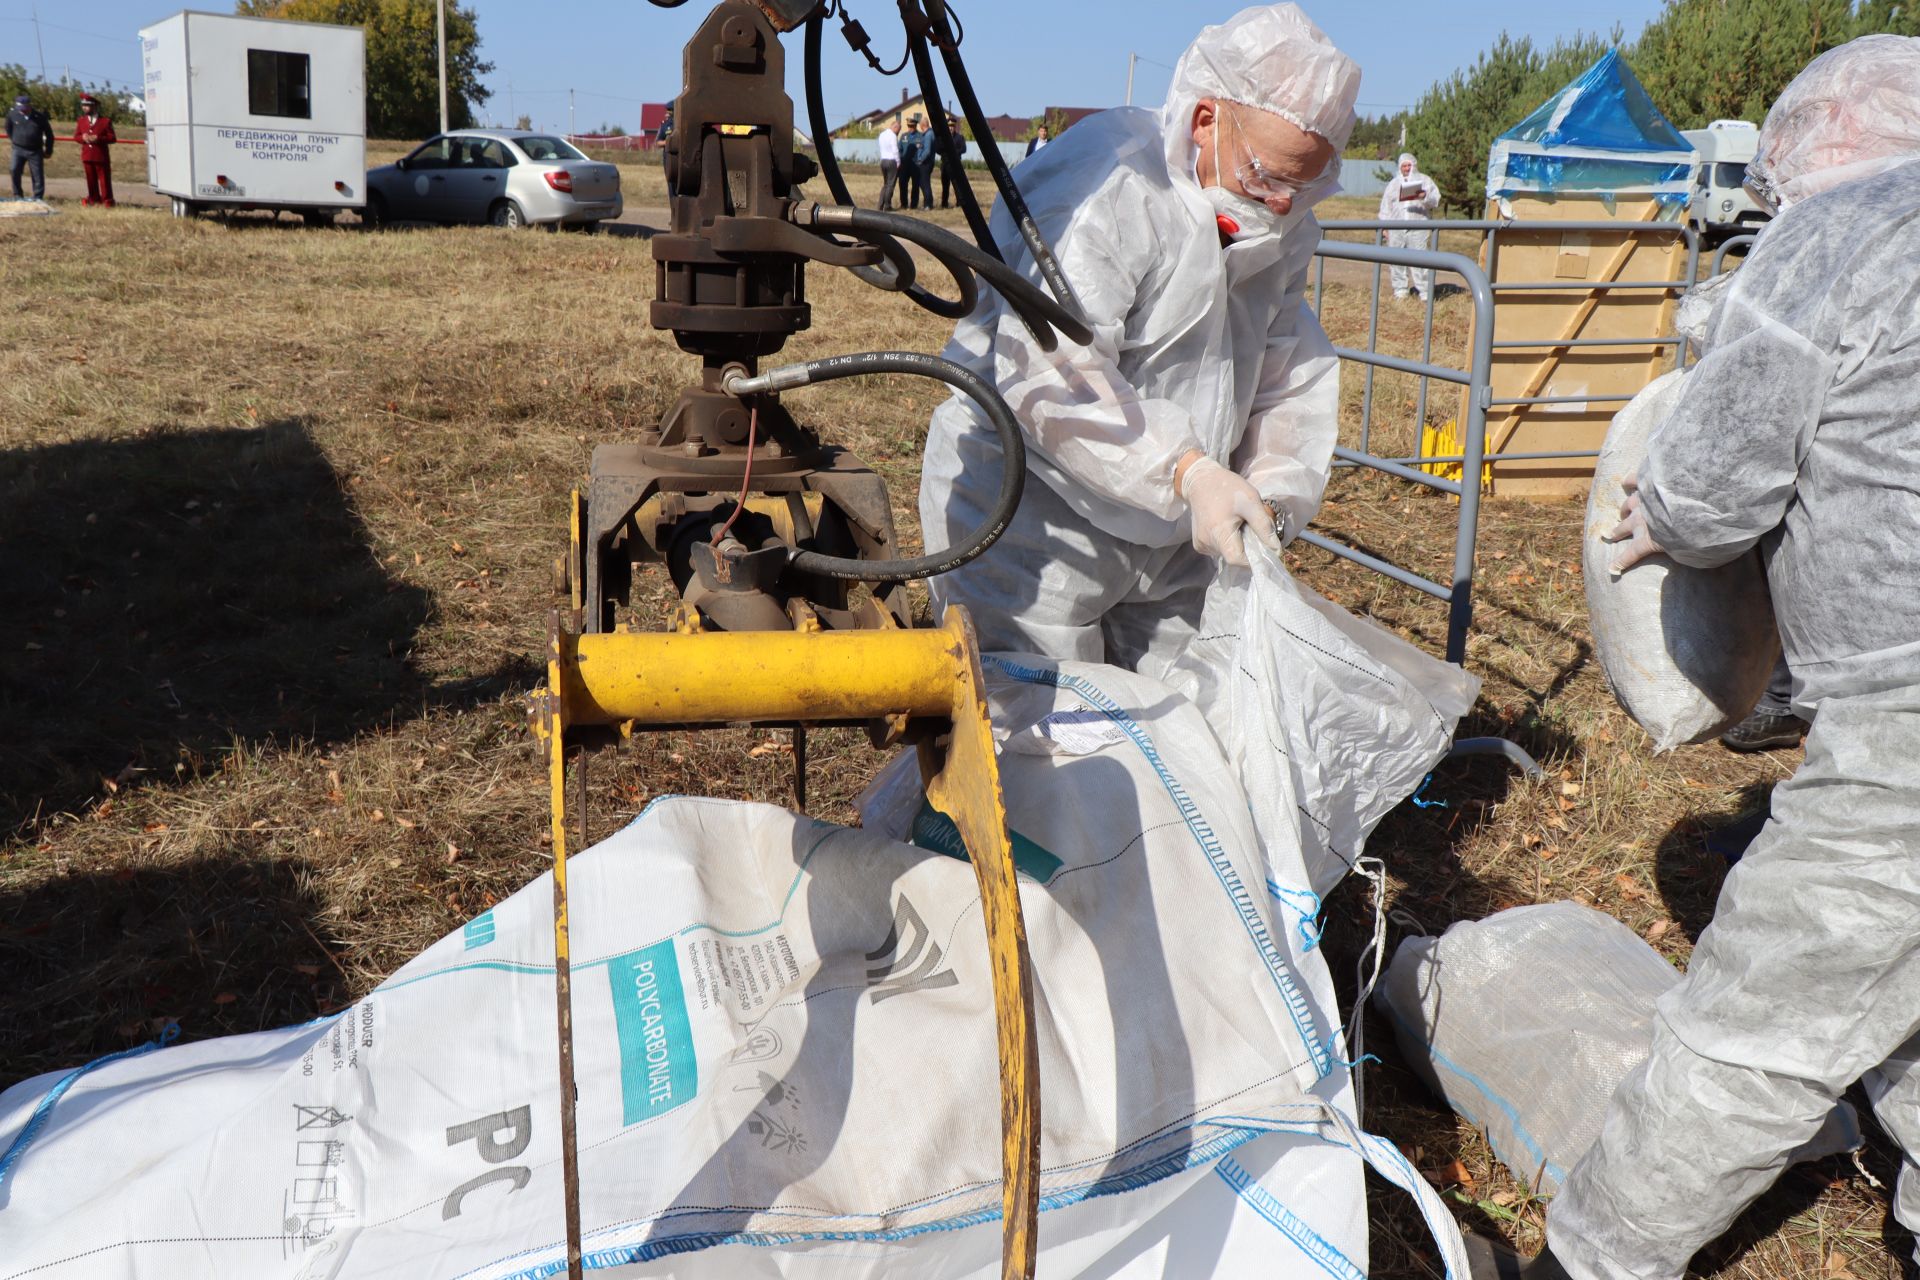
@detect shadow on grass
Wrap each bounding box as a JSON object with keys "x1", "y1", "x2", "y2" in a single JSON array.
[
  {"x1": 0, "y1": 418, "x2": 527, "y2": 835},
  {"x1": 0, "y1": 855, "x2": 333, "y2": 1084},
  {"x1": 1651, "y1": 782, "x2": 1775, "y2": 944}
]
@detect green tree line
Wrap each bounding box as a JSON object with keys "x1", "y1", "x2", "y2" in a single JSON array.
[
  {"x1": 235, "y1": 0, "x2": 493, "y2": 138},
  {"x1": 0, "y1": 68, "x2": 142, "y2": 123},
  {"x1": 1407, "y1": 0, "x2": 1919, "y2": 213}
]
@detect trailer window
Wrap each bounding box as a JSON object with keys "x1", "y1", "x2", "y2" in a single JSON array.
[{"x1": 247, "y1": 49, "x2": 311, "y2": 119}]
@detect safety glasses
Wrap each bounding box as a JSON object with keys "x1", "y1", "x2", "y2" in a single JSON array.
[{"x1": 1223, "y1": 103, "x2": 1341, "y2": 208}]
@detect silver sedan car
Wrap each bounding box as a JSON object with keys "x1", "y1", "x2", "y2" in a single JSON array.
[{"x1": 364, "y1": 130, "x2": 624, "y2": 229}]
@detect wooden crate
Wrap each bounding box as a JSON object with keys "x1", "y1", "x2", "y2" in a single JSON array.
[{"x1": 1465, "y1": 196, "x2": 1686, "y2": 497}]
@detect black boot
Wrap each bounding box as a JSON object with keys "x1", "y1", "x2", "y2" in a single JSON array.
[
  {"x1": 1720, "y1": 709, "x2": 1810, "y2": 752},
  {"x1": 1463, "y1": 1234, "x2": 1575, "y2": 1279}
]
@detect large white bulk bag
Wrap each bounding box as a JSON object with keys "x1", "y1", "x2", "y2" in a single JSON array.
[
  {"x1": 1583, "y1": 369, "x2": 1780, "y2": 752},
  {"x1": 0, "y1": 659, "x2": 1469, "y2": 1280}
]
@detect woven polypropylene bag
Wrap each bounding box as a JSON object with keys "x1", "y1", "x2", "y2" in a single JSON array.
[{"x1": 1583, "y1": 370, "x2": 1781, "y2": 752}]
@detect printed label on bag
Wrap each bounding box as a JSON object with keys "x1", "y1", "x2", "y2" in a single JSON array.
[
  {"x1": 1032, "y1": 707, "x2": 1127, "y2": 755},
  {"x1": 608, "y1": 941, "x2": 697, "y2": 1123}
]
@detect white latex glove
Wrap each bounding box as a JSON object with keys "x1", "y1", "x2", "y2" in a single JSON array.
[
  {"x1": 1179, "y1": 456, "x2": 1279, "y2": 567},
  {"x1": 1604, "y1": 473, "x2": 1665, "y2": 574}
]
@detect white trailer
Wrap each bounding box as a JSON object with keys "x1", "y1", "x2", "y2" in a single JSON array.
[
  {"x1": 1683, "y1": 119, "x2": 1770, "y2": 243},
  {"x1": 140, "y1": 10, "x2": 365, "y2": 223}
]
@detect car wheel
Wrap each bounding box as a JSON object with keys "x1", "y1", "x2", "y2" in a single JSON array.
[
  {"x1": 362, "y1": 194, "x2": 387, "y2": 229},
  {"x1": 490, "y1": 199, "x2": 528, "y2": 229}
]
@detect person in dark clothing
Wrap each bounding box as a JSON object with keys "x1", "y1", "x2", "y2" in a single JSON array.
[
  {"x1": 7, "y1": 93, "x2": 55, "y2": 201},
  {"x1": 900, "y1": 116, "x2": 933, "y2": 210},
  {"x1": 1025, "y1": 124, "x2": 1050, "y2": 157},
  {"x1": 938, "y1": 113, "x2": 963, "y2": 208},
  {"x1": 75, "y1": 95, "x2": 117, "y2": 207}
]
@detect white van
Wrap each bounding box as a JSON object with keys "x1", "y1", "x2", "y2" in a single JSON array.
[
  {"x1": 1682, "y1": 120, "x2": 1770, "y2": 243},
  {"x1": 140, "y1": 10, "x2": 365, "y2": 223}
]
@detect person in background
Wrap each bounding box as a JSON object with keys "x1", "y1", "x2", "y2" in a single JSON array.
[
  {"x1": 7, "y1": 92, "x2": 54, "y2": 202},
  {"x1": 1025, "y1": 123, "x2": 1050, "y2": 157},
  {"x1": 919, "y1": 4, "x2": 1356, "y2": 674},
  {"x1": 1469, "y1": 33, "x2": 1920, "y2": 1280},
  {"x1": 75, "y1": 95, "x2": 116, "y2": 208},
  {"x1": 939, "y1": 113, "x2": 963, "y2": 209},
  {"x1": 902, "y1": 116, "x2": 935, "y2": 210},
  {"x1": 1378, "y1": 151, "x2": 1440, "y2": 298},
  {"x1": 875, "y1": 118, "x2": 900, "y2": 210}
]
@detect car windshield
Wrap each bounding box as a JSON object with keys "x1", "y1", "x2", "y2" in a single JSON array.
[
  {"x1": 514, "y1": 135, "x2": 587, "y2": 163},
  {"x1": 1714, "y1": 161, "x2": 1749, "y2": 189}
]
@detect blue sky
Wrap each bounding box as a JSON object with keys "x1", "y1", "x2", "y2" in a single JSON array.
[{"x1": 2, "y1": 0, "x2": 1669, "y2": 133}]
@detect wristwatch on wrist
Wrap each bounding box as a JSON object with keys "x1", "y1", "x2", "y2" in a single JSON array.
[{"x1": 1262, "y1": 498, "x2": 1291, "y2": 545}]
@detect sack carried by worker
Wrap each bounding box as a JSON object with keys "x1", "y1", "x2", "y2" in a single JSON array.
[
  {"x1": 1583, "y1": 369, "x2": 1781, "y2": 752},
  {"x1": 1376, "y1": 902, "x2": 1860, "y2": 1194},
  {"x1": 1155, "y1": 536, "x2": 1480, "y2": 898}
]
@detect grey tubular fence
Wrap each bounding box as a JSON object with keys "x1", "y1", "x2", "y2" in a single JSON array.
[
  {"x1": 1302, "y1": 238, "x2": 1490, "y2": 667},
  {"x1": 1314, "y1": 219, "x2": 1700, "y2": 459}
]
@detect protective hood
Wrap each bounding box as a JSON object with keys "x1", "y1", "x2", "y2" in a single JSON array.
[
  {"x1": 1160, "y1": 4, "x2": 1360, "y2": 199},
  {"x1": 1748, "y1": 34, "x2": 1920, "y2": 210}
]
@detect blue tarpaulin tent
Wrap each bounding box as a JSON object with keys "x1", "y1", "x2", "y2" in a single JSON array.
[{"x1": 1485, "y1": 50, "x2": 1694, "y2": 211}]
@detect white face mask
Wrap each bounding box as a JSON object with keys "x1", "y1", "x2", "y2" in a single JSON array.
[{"x1": 1201, "y1": 183, "x2": 1283, "y2": 240}]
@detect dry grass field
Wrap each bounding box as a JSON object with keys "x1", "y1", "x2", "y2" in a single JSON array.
[{"x1": 0, "y1": 170, "x2": 1901, "y2": 1279}]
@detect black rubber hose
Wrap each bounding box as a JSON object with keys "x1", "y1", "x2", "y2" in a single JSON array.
[
  {"x1": 803, "y1": 11, "x2": 861, "y2": 209},
  {"x1": 833, "y1": 218, "x2": 978, "y2": 318},
  {"x1": 728, "y1": 351, "x2": 1024, "y2": 582},
  {"x1": 811, "y1": 205, "x2": 1094, "y2": 348},
  {"x1": 808, "y1": 9, "x2": 994, "y2": 313},
  {"x1": 919, "y1": 0, "x2": 1087, "y2": 322},
  {"x1": 901, "y1": 8, "x2": 999, "y2": 258}
]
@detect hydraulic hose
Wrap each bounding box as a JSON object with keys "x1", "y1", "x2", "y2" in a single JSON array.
[
  {"x1": 918, "y1": 0, "x2": 1087, "y2": 323},
  {"x1": 807, "y1": 9, "x2": 986, "y2": 313},
  {"x1": 723, "y1": 351, "x2": 1024, "y2": 582},
  {"x1": 831, "y1": 216, "x2": 980, "y2": 319},
  {"x1": 901, "y1": 9, "x2": 999, "y2": 257},
  {"x1": 804, "y1": 204, "x2": 1093, "y2": 349}
]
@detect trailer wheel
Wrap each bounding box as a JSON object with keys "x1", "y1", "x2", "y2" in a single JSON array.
[
  {"x1": 490, "y1": 199, "x2": 528, "y2": 229},
  {"x1": 362, "y1": 194, "x2": 387, "y2": 229},
  {"x1": 170, "y1": 196, "x2": 198, "y2": 219},
  {"x1": 303, "y1": 208, "x2": 337, "y2": 228}
]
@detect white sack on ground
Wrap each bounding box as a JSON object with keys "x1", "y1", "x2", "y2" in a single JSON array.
[
  {"x1": 1583, "y1": 369, "x2": 1781, "y2": 751},
  {"x1": 1376, "y1": 902, "x2": 1860, "y2": 1195},
  {"x1": 1153, "y1": 537, "x2": 1481, "y2": 897},
  {"x1": 0, "y1": 658, "x2": 1469, "y2": 1280}
]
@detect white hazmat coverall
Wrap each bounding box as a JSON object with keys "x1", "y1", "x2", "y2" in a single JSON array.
[
  {"x1": 1547, "y1": 34, "x2": 1920, "y2": 1280},
  {"x1": 919, "y1": 4, "x2": 1357, "y2": 674},
  {"x1": 1378, "y1": 152, "x2": 1440, "y2": 298}
]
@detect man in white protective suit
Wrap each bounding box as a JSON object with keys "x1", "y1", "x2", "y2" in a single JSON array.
[
  {"x1": 1467, "y1": 33, "x2": 1920, "y2": 1280},
  {"x1": 918, "y1": 4, "x2": 1358, "y2": 677},
  {"x1": 1378, "y1": 151, "x2": 1441, "y2": 298}
]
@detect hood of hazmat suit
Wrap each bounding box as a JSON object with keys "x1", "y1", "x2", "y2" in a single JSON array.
[
  {"x1": 1745, "y1": 34, "x2": 1920, "y2": 212},
  {"x1": 1635, "y1": 35, "x2": 1920, "y2": 711},
  {"x1": 1378, "y1": 152, "x2": 1441, "y2": 220},
  {"x1": 919, "y1": 4, "x2": 1359, "y2": 553}
]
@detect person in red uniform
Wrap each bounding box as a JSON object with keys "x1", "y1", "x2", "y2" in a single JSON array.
[{"x1": 75, "y1": 95, "x2": 116, "y2": 207}]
